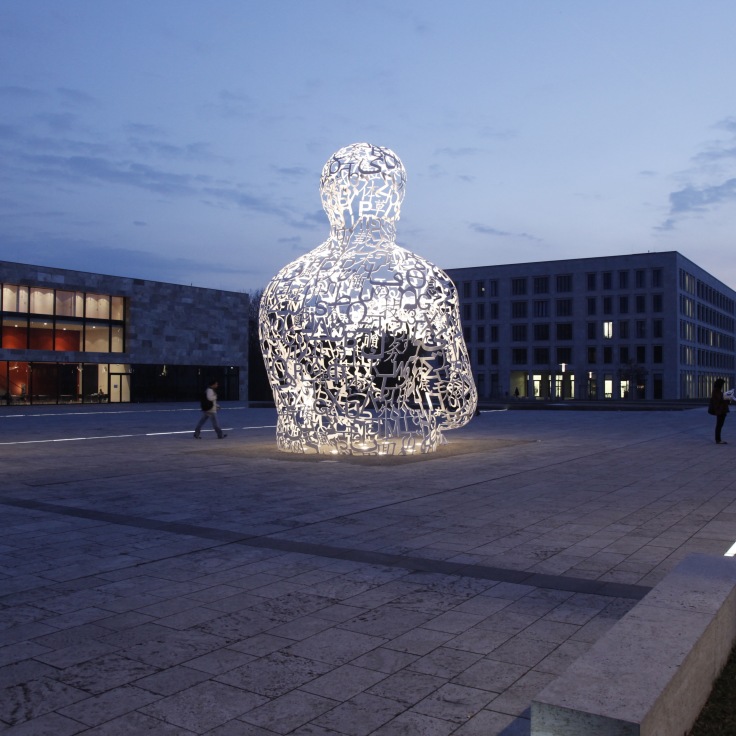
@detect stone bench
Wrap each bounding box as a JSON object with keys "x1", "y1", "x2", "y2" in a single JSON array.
[{"x1": 531, "y1": 554, "x2": 736, "y2": 736}]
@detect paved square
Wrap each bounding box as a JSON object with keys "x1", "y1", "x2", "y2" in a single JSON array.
[{"x1": 1, "y1": 403, "x2": 734, "y2": 734}]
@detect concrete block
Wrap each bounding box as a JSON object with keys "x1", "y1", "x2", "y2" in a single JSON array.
[{"x1": 531, "y1": 554, "x2": 736, "y2": 736}]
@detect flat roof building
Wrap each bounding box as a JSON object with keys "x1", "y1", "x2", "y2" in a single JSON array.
[
  {"x1": 0, "y1": 260, "x2": 249, "y2": 405},
  {"x1": 446, "y1": 251, "x2": 736, "y2": 402}
]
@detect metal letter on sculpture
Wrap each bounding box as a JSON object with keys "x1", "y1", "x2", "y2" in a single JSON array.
[{"x1": 260, "y1": 142, "x2": 477, "y2": 454}]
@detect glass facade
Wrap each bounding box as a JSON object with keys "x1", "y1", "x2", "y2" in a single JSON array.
[
  {"x1": 1, "y1": 282, "x2": 126, "y2": 354},
  {"x1": 0, "y1": 361, "x2": 240, "y2": 405}
]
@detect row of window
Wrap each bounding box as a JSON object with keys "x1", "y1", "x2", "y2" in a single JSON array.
[
  {"x1": 2, "y1": 283, "x2": 125, "y2": 320},
  {"x1": 458, "y1": 268, "x2": 664, "y2": 301},
  {"x1": 464, "y1": 319, "x2": 665, "y2": 344},
  {"x1": 461, "y1": 294, "x2": 665, "y2": 322},
  {"x1": 501, "y1": 345, "x2": 662, "y2": 366},
  {"x1": 1, "y1": 318, "x2": 124, "y2": 353}
]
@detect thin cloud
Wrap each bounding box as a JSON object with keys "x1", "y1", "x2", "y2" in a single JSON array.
[
  {"x1": 658, "y1": 117, "x2": 736, "y2": 229},
  {"x1": 56, "y1": 87, "x2": 97, "y2": 107},
  {"x1": 469, "y1": 222, "x2": 542, "y2": 242},
  {"x1": 0, "y1": 85, "x2": 45, "y2": 101},
  {"x1": 669, "y1": 179, "x2": 736, "y2": 214}
]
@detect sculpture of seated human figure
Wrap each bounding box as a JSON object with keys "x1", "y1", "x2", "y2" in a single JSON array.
[{"x1": 259, "y1": 142, "x2": 477, "y2": 454}]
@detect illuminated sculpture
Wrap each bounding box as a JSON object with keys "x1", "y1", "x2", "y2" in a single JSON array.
[{"x1": 260, "y1": 142, "x2": 477, "y2": 454}]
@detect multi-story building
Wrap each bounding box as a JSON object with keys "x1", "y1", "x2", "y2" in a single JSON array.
[
  {"x1": 447, "y1": 251, "x2": 736, "y2": 402},
  {"x1": 0, "y1": 260, "x2": 249, "y2": 405}
]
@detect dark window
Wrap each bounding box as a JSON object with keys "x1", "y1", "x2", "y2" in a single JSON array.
[
  {"x1": 534, "y1": 276, "x2": 549, "y2": 294},
  {"x1": 588, "y1": 346, "x2": 597, "y2": 363},
  {"x1": 557, "y1": 323, "x2": 573, "y2": 340},
  {"x1": 534, "y1": 323, "x2": 550, "y2": 340},
  {"x1": 653, "y1": 345, "x2": 663, "y2": 363},
  {"x1": 636, "y1": 295, "x2": 646, "y2": 313},
  {"x1": 490, "y1": 348, "x2": 499, "y2": 365},
  {"x1": 534, "y1": 347, "x2": 550, "y2": 364},
  {"x1": 653, "y1": 319, "x2": 663, "y2": 338},
  {"x1": 476, "y1": 280, "x2": 486, "y2": 297},
  {"x1": 620, "y1": 346, "x2": 630, "y2": 363},
  {"x1": 636, "y1": 269, "x2": 646, "y2": 288},
  {"x1": 620, "y1": 320, "x2": 629, "y2": 338},
  {"x1": 556, "y1": 273, "x2": 573, "y2": 292},
  {"x1": 652, "y1": 269, "x2": 662, "y2": 287},
  {"x1": 463, "y1": 282, "x2": 471, "y2": 298},
  {"x1": 512, "y1": 278, "x2": 527, "y2": 295},
  {"x1": 489, "y1": 303, "x2": 499, "y2": 319},
  {"x1": 462, "y1": 304, "x2": 471, "y2": 321},
  {"x1": 603, "y1": 296, "x2": 613, "y2": 315},
  {"x1": 512, "y1": 301, "x2": 527, "y2": 318},
  {"x1": 476, "y1": 325, "x2": 485, "y2": 342},
  {"x1": 557, "y1": 299, "x2": 573, "y2": 317},
  {"x1": 619, "y1": 296, "x2": 629, "y2": 314},
  {"x1": 636, "y1": 320, "x2": 646, "y2": 338},
  {"x1": 602, "y1": 272, "x2": 613, "y2": 290},
  {"x1": 476, "y1": 303, "x2": 485, "y2": 320},
  {"x1": 603, "y1": 347, "x2": 613, "y2": 363},
  {"x1": 619, "y1": 271, "x2": 629, "y2": 289},
  {"x1": 512, "y1": 324, "x2": 527, "y2": 341},
  {"x1": 490, "y1": 325, "x2": 499, "y2": 341},
  {"x1": 533, "y1": 300, "x2": 549, "y2": 317},
  {"x1": 512, "y1": 348, "x2": 527, "y2": 364},
  {"x1": 587, "y1": 273, "x2": 596, "y2": 290},
  {"x1": 587, "y1": 322, "x2": 596, "y2": 339},
  {"x1": 652, "y1": 294, "x2": 663, "y2": 312},
  {"x1": 587, "y1": 297, "x2": 596, "y2": 315},
  {"x1": 477, "y1": 348, "x2": 485, "y2": 365},
  {"x1": 488, "y1": 280, "x2": 498, "y2": 297},
  {"x1": 637, "y1": 345, "x2": 646, "y2": 363}
]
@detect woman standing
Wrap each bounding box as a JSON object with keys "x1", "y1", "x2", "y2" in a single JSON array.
[{"x1": 710, "y1": 378, "x2": 730, "y2": 445}]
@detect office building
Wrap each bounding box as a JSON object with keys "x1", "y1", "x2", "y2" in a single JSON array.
[{"x1": 447, "y1": 251, "x2": 735, "y2": 401}]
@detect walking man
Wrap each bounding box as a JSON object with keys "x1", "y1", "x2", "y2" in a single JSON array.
[{"x1": 194, "y1": 379, "x2": 227, "y2": 439}]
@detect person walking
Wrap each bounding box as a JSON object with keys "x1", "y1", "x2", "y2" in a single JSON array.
[
  {"x1": 709, "y1": 378, "x2": 730, "y2": 445},
  {"x1": 194, "y1": 379, "x2": 227, "y2": 439}
]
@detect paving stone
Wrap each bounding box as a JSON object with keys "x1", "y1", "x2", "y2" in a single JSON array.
[
  {"x1": 240, "y1": 690, "x2": 339, "y2": 734},
  {"x1": 411, "y1": 682, "x2": 497, "y2": 723},
  {"x1": 139, "y1": 680, "x2": 268, "y2": 733},
  {"x1": 284, "y1": 628, "x2": 387, "y2": 666},
  {"x1": 57, "y1": 683, "x2": 158, "y2": 726},
  {"x1": 300, "y1": 663, "x2": 387, "y2": 701},
  {"x1": 215, "y1": 652, "x2": 333, "y2": 697},
  {"x1": 2, "y1": 406, "x2": 734, "y2": 734},
  {"x1": 311, "y1": 692, "x2": 406, "y2": 736}
]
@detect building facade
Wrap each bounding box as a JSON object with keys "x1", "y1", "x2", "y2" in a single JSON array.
[
  {"x1": 0, "y1": 261, "x2": 249, "y2": 405},
  {"x1": 447, "y1": 251, "x2": 736, "y2": 402}
]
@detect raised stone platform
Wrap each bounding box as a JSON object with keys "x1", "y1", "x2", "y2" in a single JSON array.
[{"x1": 531, "y1": 554, "x2": 736, "y2": 736}]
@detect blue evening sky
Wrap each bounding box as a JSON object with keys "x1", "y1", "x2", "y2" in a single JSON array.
[{"x1": 1, "y1": 1, "x2": 735, "y2": 293}]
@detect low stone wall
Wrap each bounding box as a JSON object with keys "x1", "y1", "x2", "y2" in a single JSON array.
[{"x1": 531, "y1": 554, "x2": 736, "y2": 736}]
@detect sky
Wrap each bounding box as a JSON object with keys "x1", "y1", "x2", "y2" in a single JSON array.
[{"x1": 1, "y1": 1, "x2": 736, "y2": 294}]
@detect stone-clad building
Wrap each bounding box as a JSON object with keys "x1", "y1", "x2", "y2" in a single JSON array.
[
  {"x1": 0, "y1": 260, "x2": 248, "y2": 405},
  {"x1": 447, "y1": 251, "x2": 736, "y2": 402}
]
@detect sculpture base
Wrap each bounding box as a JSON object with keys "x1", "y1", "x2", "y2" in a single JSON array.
[{"x1": 275, "y1": 427, "x2": 446, "y2": 456}]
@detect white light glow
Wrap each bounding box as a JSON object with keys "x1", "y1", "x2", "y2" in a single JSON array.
[
  {"x1": 725, "y1": 541, "x2": 736, "y2": 557},
  {"x1": 260, "y1": 143, "x2": 477, "y2": 455}
]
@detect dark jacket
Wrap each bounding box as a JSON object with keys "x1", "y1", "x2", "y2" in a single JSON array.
[{"x1": 710, "y1": 389, "x2": 730, "y2": 417}]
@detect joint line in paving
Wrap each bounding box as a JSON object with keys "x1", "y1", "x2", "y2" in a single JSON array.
[{"x1": 0, "y1": 495, "x2": 651, "y2": 600}]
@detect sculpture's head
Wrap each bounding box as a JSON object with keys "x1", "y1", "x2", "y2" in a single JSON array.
[{"x1": 320, "y1": 142, "x2": 406, "y2": 229}]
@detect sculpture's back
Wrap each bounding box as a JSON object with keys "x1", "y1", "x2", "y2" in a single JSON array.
[{"x1": 260, "y1": 143, "x2": 477, "y2": 454}]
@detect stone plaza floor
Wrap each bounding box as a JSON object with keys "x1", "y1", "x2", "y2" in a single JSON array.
[{"x1": 1, "y1": 403, "x2": 735, "y2": 735}]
